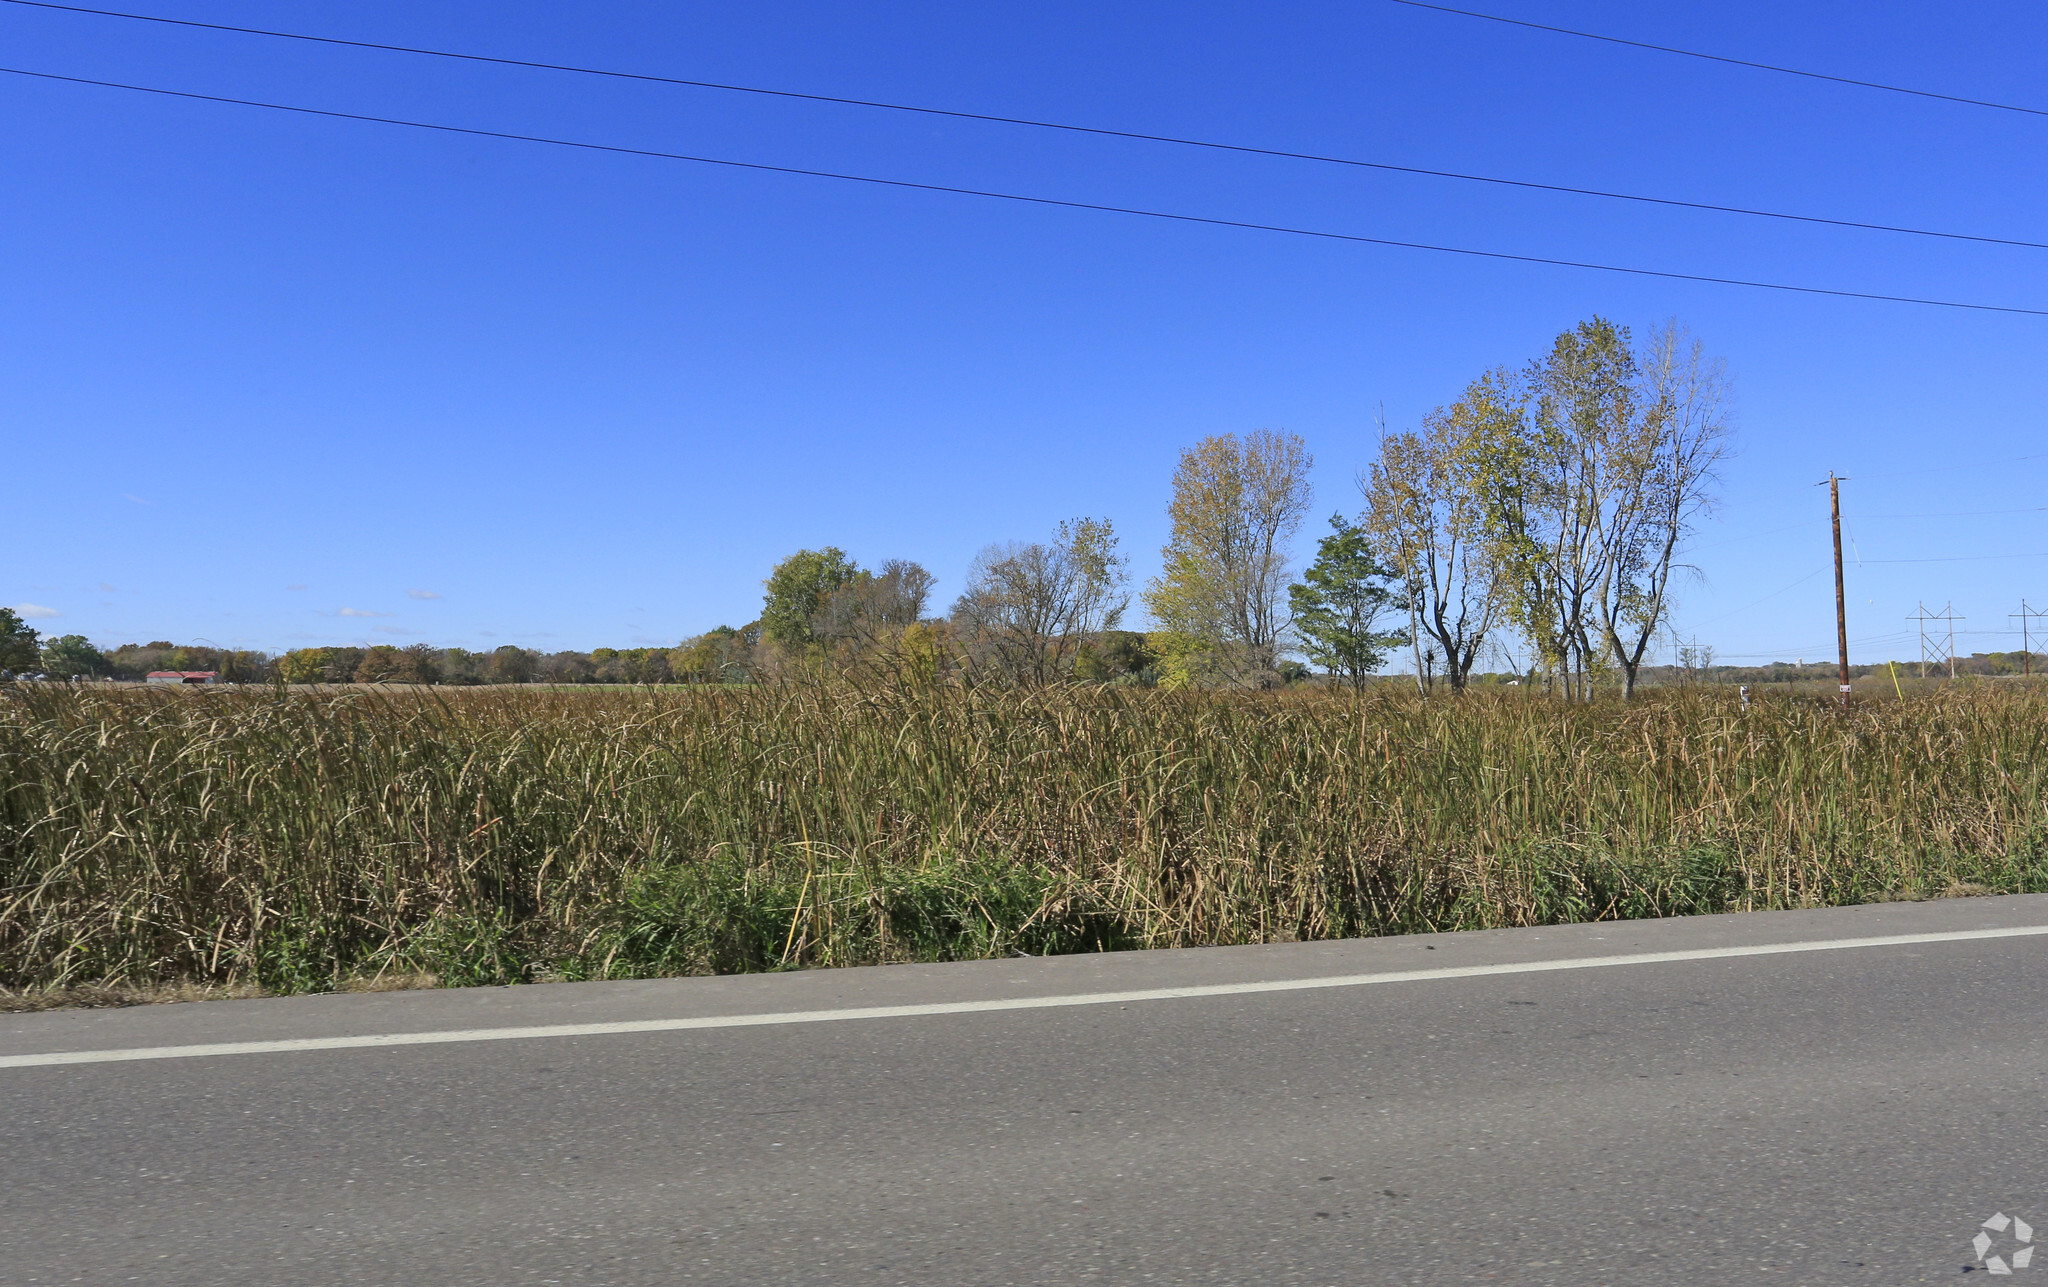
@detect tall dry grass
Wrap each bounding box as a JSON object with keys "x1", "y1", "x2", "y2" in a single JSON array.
[{"x1": 2, "y1": 681, "x2": 2044, "y2": 994}]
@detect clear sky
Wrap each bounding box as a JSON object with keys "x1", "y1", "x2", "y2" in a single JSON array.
[{"x1": 5, "y1": 1, "x2": 2044, "y2": 665}]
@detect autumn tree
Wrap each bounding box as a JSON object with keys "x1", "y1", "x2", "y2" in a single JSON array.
[
  {"x1": 1499, "y1": 318, "x2": 1648, "y2": 697},
  {"x1": 1595, "y1": 321, "x2": 1732, "y2": 697},
  {"x1": 1143, "y1": 429, "x2": 1313, "y2": 682},
  {"x1": 353, "y1": 646, "x2": 403, "y2": 683},
  {"x1": 536, "y1": 651, "x2": 597, "y2": 683},
  {"x1": 952, "y1": 518, "x2": 1128, "y2": 685},
  {"x1": 1485, "y1": 317, "x2": 1731, "y2": 698},
  {"x1": 815, "y1": 558, "x2": 936, "y2": 656},
  {"x1": 671, "y1": 624, "x2": 758, "y2": 684},
  {"x1": 1361, "y1": 387, "x2": 1512, "y2": 692},
  {"x1": 276, "y1": 649, "x2": 324, "y2": 683},
  {"x1": 487, "y1": 645, "x2": 535, "y2": 683}
]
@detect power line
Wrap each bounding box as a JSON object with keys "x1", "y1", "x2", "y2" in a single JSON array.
[
  {"x1": 1690, "y1": 506, "x2": 2048, "y2": 553},
  {"x1": 1685, "y1": 521, "x2": 1809, "y2": 552},
  {"x1": 1683, "y1": 566, "x2": 1829, "y2": 630},
  {"x1": 1851, "y1": 453, "x2": 2046, "y2": 480},
  {"x1": 1856, "y1": 506, "x2": 2048, "y2": 518},
  {"x1": 9, "y1": 64, "x2": 2048, "y2": 319},
  {"x1": 1858, "y1": 551, "x2": 2048, "y2": 564},
  {"x1": 2013, "y1": 602, "x2": 2046, "y2": 676},
  {"x1": 1381, "y1": 0, "x2": 2048, "y2": 120},
  {"x1": 1708, "y1": 632, "x2": 1918, "y2": 660},
  {"x1": 3, "y1": 0, "x2": 2045, "y2": 253}
]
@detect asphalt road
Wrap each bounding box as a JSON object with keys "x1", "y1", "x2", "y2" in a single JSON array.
[{"x1": 6, "y1": 897, "x2": 2048, "y2": 1286}]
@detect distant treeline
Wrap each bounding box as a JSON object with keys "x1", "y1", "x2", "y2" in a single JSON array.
[
  {"x1": 16, "y1": 631, "x2": 2039, "y2": 689},
  {"x1": 1675, "y1": 655, "x2": 2045, "y2": 683},
  {"x1": 7, "y1": 626, "x2": 1180, "y2": 687},
  {"x1": 12, "y1": 635, "x2": 769, "y2": 686}
]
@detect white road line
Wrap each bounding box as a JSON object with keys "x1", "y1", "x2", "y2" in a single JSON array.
[{"x1": 4, "y1": 924, "x2": 2043, "y2": 1070}]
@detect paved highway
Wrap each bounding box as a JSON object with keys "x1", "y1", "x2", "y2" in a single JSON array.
[{"x1": 6, "y1": 896, "x2": 2048, "y2": 1285}]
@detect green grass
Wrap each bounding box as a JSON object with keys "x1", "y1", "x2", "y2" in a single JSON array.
[{"x1": 3, "y1": 681, "x2": 2045, "y2": 996}]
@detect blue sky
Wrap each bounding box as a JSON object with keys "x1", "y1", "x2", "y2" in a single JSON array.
[{"x1": 4, "y1": 0, "x2": 2044, "y2": 665}]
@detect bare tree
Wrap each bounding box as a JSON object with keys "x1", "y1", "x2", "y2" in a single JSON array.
[
  {"x1": 1361, "y1": 387, "x2": 1511, "y2": 692},
  {"x1": 953, "y1": 519, "x2": 1128, "y2": 685},
  {"x1": 1142, "y1": 429, "x2": 1313, "y2": 679}
]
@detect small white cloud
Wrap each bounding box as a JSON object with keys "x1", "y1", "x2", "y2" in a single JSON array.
[
  {"x1": 122, "y1": 493, "x2": 151, "y2": 506},
  {"x1": 285, "y1": 584, "x2": 309, "y2": 592},
  {"x1": 11, "y1": 603, "x2": 60, "y2": 619},
  {"x1": 407, "y1": 589, "x2": 443, "y2": 600},
  {"x1": 97, "y1": 582, "x2": 117, "y2": 593},
  {"x1": 373, "y1": 625, "x2": 418, "y2": 636},
  {"x1": 334, "y1": 607, "x2": 393, "y2": 618}
]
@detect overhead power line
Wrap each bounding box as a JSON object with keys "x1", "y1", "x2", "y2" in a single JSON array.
[
  {"x1": 1858, "y1": 506, "x2": 2048, "y2": 519},
  {"x1": 1689, "y1": 507, "x2": 2048, "y2": 553},
  {"x1": 1, "y1": 0, "x2": 2043, "y2": 253},
  {"x1": 10, "y1": 65, "x2": 2047, "y2": 317},
  {"x1": 1381, "y1": 0, "x2": 2048, "y2": 120},
  {"x1": 1685, "y1": 567, "x2": 1829, "y2": 630},
  {"x1": 1859, "y1": 550, "x2": 2048, "y2": 564},
  {"x1": 1851, "y1": 453, "x2": 2046, "y2": 480}
]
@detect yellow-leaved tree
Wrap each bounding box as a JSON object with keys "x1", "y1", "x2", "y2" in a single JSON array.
[{"x1": 1142, "y1": 429, "x2": 1312, "y2": 687}]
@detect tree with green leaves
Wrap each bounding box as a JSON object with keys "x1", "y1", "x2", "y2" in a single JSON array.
[
  {"x1": 38, "y1": 634, "x2": 106, "y2": 678},
  {"x1": 0, "y1": 608, "x2": 40, "y2": 673},
  {"x1": 1287, "y1": 515, "x2": 1406, "y2": 689},
  {"x1": 761, "y1": 547, "x2": 864, "y2": 652},
  {"x1": 1074, "y1": 630, "x2": 1157, "y2": 684}
]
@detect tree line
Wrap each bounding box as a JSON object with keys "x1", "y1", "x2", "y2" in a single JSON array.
[
  {"x1": 2, "y1": 317, "x2": 1732, "y2": 694},
  {"x1": 0, "y1": 630, "x2": 760, "y2": 686}
]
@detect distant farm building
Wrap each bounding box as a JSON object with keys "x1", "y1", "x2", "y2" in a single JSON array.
[{"x1": 146, "y1": 671, "x2": 219, "y2": 685}]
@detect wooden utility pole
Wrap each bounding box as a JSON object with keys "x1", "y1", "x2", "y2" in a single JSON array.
[{"x1": 1828, "y1": 473, "x2": 1850, "y2": 709}]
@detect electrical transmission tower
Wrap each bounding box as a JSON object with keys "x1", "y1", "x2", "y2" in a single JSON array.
[
  {"x1": 1910, "y1": 602, "x2": 1962, "y2": 679},
  {"x1": 2014, "y1": 600, "x2": 2048, "y2": 677}
]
